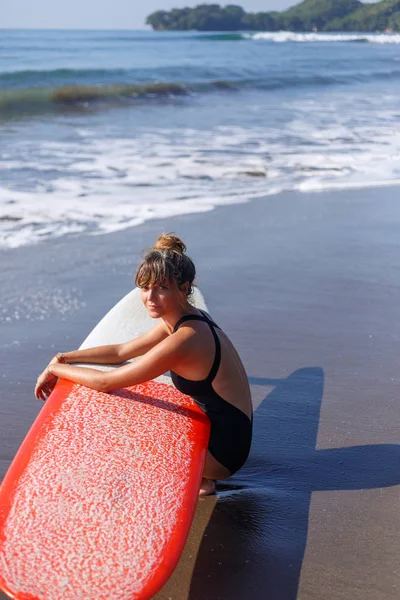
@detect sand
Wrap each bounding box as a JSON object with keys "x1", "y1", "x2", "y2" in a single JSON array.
[{"x1": 1, "y1": 185, "x2": 400, "y2": 599}]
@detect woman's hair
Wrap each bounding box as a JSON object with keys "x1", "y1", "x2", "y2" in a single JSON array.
[{"x1": 135, "y1": 233, "x2": 196, "y2": 297}]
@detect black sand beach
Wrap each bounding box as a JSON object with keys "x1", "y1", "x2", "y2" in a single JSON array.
[{"x1": 1, "y1": 186, "x2": 400, "y2": 599}]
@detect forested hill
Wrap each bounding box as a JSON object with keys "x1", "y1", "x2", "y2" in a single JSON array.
[{"x1": 146, "y1": 0, "x2": 400, "y2": 32}]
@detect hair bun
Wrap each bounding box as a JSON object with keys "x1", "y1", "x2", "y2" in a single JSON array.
[{"x1": 153, "y1": 233, "x2": 186, "y2": 255}]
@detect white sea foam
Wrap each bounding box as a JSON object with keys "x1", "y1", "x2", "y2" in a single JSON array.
[
  {"x1": 1, "y1": 91, "x2": 400, "y2": 248},
  {"x1": 250, "y1": 31, "x2": 400, "y2": 44}
]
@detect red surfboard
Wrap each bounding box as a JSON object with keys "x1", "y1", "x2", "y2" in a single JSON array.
[{"x1": 0, "y1": 288, "x2": 210, "y2": 600}]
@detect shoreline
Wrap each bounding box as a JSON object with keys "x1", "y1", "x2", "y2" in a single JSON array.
[
  {"x1": 2, "y1": 185, "x2": 400, "y2": 599},
  {"x1": 2, "y1": 182, "x2": 400, "y2": 257}
]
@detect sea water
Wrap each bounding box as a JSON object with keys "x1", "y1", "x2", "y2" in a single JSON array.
[{"x1": 1, "y1": 29, "x2": 400, "y2": 248}]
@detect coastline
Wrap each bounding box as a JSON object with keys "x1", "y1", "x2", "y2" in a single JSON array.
[
  {"x1": 146, "y1": 1, "x2": 400, "y2": 34},
  {"x1": 2, "y1": 185, "x2": 400, "y2": 599}
]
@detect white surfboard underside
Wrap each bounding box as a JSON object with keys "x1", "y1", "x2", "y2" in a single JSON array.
[{"x1": 78, "y1": 287, "x2": 208, "y2": 384}]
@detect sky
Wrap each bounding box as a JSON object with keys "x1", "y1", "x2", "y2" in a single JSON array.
[{"x1": 2, "y1": 0, "x2": 377, "y2": 30}]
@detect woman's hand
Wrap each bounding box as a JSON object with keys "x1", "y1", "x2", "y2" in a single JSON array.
[
  {"x1": 34, "y1": 366, "x2": 58, "y2": 402},
  {"x1": 34, "y1": 354, "x2": 63, "y2": 401}
]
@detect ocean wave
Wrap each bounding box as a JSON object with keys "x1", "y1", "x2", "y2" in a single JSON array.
[
  {"x1": 0, "y1": 82, "x2": 191, "y2": 117},
  {"x1": 2, "y1": 67, "x2": 400, "y2": 119},
  {"x1": 249, "y1": 31, "x2": 400, "y2": 44},
  {"x1": 192, "y1": 30, "x2": 400, "y2": 44},
  {"x1": 196, "y1": 33, "x2": 247, "y2": 41},
  {"x1": 2, "y1": 91, "x2": 400, "y2": 249}
]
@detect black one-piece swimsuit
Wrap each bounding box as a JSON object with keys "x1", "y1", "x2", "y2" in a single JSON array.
[{"x1": 170, "y1": 311, "x2": 253, "y2": 475}]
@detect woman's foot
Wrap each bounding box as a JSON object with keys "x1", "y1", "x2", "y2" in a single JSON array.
[{"x1": 199, "y1": 477, "x2": 216, "y2": 497}]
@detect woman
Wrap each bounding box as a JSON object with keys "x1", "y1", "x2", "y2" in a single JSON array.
[{"x1": 35, "y1": 234, "x2": 253, "y2": 496}]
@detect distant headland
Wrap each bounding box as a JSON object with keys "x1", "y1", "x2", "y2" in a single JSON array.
[{"x1": 146, "y1": 0, "x2": 400, "y2": 32}]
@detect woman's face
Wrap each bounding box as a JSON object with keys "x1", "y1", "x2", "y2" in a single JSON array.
[{"x1": 140, "y1": 280, "x2": 187, "y2": 319}]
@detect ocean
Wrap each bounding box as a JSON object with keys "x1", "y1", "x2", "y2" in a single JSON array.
[{"x1": 1, "y1": 28, "x2": 400, "y2": 249}]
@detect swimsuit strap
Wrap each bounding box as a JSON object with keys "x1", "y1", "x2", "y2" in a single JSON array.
[
  {"x1": 173, "y1": 311, "x2": 221, "y2": 383},
  {"x1": 172, "y1": 314, "x2": 209, "y2": 333},
  {"x1": 198, "y1": 310, "x2": 220, "y2": 330}
]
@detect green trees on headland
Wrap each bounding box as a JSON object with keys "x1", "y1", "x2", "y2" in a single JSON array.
[
  {"x1": 325, "y1": 0, "x2": 400, "y2": 31},
  {"x1": 282, "y1": 0, "x2": 361, "y2": 31},
  {"x1": 146, "y1": 0, "x2": 400, "y2": 32},
  {"x1": 146, "y1": 5, "x2": 249, "y2": 32}
]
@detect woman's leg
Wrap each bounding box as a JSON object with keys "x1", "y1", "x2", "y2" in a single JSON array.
[{"x1": 199, "y1": 451, "x2": 231, "y2": 497}]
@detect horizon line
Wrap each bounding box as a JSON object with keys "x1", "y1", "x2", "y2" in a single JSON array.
[{"x1": 0, "y1": 26, "x2": 151, "y2": 31}]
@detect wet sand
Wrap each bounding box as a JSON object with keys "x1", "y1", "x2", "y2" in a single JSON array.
[{"x1": 1, "y1": 186, "x2": 400, "y2": 599}]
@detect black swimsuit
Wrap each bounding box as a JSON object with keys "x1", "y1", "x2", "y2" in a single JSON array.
[{"x1": 170, "y1": 311, "x2": 253, "y2": 475}]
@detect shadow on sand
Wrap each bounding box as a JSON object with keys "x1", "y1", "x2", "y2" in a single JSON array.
[{"x1": 187, "y1": 367, "x2": 400, "y2": 600}]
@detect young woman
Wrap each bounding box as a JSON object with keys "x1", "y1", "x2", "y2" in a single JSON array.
[{"x1": 35, "y1": 234, "x2": 253, "y2": 496}]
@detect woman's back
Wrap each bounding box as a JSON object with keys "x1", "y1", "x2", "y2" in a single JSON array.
[
  {"x1": 170, "y1": 312, "x2": 252, "y2": 421},
  {"x1": 170, "y1": 310, "x2": 253, "y2": 476}
]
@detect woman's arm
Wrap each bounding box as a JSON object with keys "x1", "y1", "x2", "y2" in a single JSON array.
[
  {"x1": 45, "y1": 330, "x2": 190, "y2": 395},
  {"x1": 55, "y1": 322, "x2": 169, "y2": 365}
]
